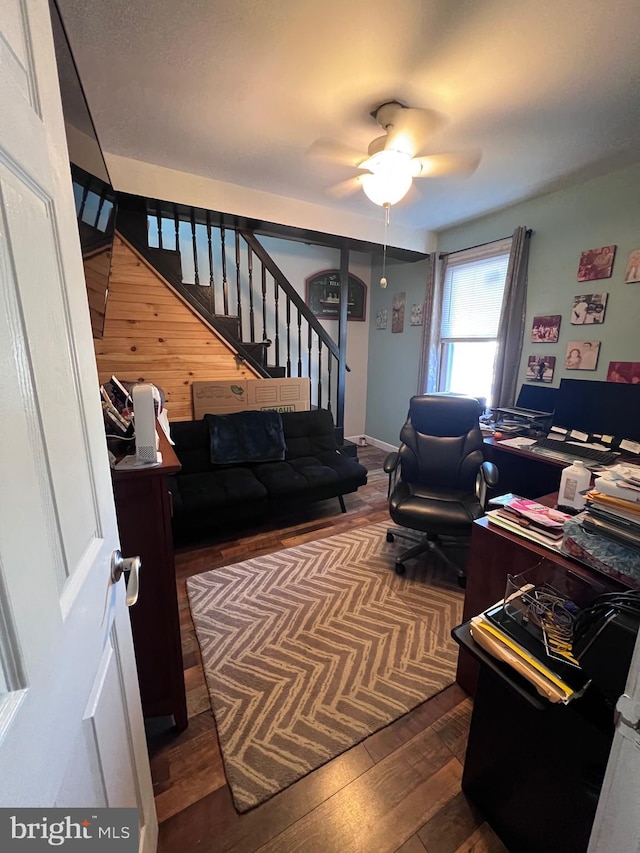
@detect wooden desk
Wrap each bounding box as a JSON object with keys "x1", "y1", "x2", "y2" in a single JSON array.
[
  {"x1": 454, "y1": 621, "x2": 614, "y2": 853},
  {"x1": 483, "y1": 436, "x2": 566, "y2": 498},
  {"x1": 112, "y1": 429, "x2": 188, "y2": 729},
  {"x1": 456, "y1": 514, "x2": 632, "y2": 697}
]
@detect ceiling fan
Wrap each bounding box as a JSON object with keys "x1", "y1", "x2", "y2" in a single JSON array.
[{"x1": 309, "y1": 101, "x2": 481, "y2": 207}]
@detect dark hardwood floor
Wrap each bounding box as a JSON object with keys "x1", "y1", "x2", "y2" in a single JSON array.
[{"x1": 149, "y1": 445, "x2": 507, "y2": 852}]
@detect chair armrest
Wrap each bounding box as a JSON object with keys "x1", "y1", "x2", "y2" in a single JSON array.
[
  {"x1": 384, "y1": 451, "x2": 401, "y2": 499},
  {"x1": 480, "y1": 460, "x2": 499, "y2": 487},
  {"x1": 383, "y1": 451, "x2": 400, "y2": 474},
  {"x1": 476, "y1": 460, "x2": 499, "y2": 509}
]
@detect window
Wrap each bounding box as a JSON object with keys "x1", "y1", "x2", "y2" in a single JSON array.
[{"x1": 436, "y1": 239, "x2": 512, "y2": 407}]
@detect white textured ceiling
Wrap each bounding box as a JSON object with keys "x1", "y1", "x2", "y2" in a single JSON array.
[{"x1": 57, "y1": 0, "x2": 640, "y2": 240}]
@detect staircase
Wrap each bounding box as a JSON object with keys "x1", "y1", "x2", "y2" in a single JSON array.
[{"x1": 113, "y1": 193, "x2": 349, "y2": 439}]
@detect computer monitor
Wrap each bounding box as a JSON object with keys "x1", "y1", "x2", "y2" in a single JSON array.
[
  {"x1": 516, "y1": 384, "x2": 558, "y2": 414},
  {"x1": 552, "y1": 379, "x2": 640, "y2": 442}
]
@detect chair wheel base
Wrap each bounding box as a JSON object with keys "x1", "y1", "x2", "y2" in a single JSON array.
[
  {"x1": 386, "y1": 531, "x2": 395, "y2": 543},
  {"x1": 395, "y1": 562, "x2": 406, "y2": 575}
]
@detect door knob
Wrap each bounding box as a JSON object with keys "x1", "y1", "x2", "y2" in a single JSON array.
[{"x1": 110, "y1": 550, "x2": 141, "y2": 607}]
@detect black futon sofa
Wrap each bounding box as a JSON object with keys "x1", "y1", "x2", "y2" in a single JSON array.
[{"x1": 168, "y1": 409, "x2": 368, "y2": 542}]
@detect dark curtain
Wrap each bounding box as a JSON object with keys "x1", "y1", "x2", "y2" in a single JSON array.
[{"x1": 492, "y1": 227, "x2": 532, "y2": 407}]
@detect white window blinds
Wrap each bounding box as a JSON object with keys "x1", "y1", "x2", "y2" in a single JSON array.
[{"x1": 440, "y1": 240, "x2": 511, "y2": 339}]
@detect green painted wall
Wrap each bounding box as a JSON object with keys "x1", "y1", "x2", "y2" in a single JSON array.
[
  {"x1": 363, "y1": 161, "x2": 640, "y2": 445},
  {"x1": 437, "y1": 162, "x2": 640, "y2": 393},
  {"x1": 364, "y1": 256, "x2": 430, "y2": 446}
]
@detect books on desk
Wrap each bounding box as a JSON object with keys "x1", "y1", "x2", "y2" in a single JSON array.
[
  {"x1": 486, "y1": 495, "x2": 572, "y2": 550},
  {"x1": 578, "y1": 466, "x2": 640, "y2": 553}
]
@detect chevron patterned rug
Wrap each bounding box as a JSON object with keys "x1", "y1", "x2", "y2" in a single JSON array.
[{"x1": 186, "y1": 521, "x2": 464, "y2": 812}]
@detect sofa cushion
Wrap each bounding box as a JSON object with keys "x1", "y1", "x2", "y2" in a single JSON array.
[
  {"x1": 205, "y1": 410, "x2": 286, "y2": 465},
  {"x1": 170, "y1": 418, "x2": 212, "y2": 475},
  {"x1": 280, "y1": 409, "x2": 337, "y2": 459},
  {"x1": 177, "y1": 468, "x2": 268, "y2": 513},
  {"x1": 315, "y1": 450, "x2": 369, "y2": 491},
  {"x1": 287, "y1": 456, "x2": 341, "y2": 488},
  {"x1": 252, "y1": 461, "x2": 314, "y2": 497}
]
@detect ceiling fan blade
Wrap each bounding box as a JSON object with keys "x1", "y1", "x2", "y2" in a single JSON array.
[
  {"x1": 411, "y1": 149, "x2": 482, "y2": 178},
  {"x1": 307, "y1": 138, "x2": 367, "y2": 168},
  {"x1": 327, "y1": 176, "x2": 363, "y2": 198},
  {"x1": 384, "y1": 107, "x2": 445, "y2": 157}
]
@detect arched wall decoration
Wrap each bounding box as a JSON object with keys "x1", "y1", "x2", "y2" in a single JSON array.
[{"x1": 305, "y1": 270, "x2": 367, "y2": 321}]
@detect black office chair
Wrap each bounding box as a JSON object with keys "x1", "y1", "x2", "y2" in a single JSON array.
[{"x1": 384, "y1": 394, "x2": 499, "y2": 583}]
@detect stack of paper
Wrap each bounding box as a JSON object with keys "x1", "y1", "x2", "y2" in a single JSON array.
[
  {"x1": 486, "y1": 494, "x2": 571, "y2": 551},
  {"x1": 470, "y1": 595, "x2": 590, "y2": 704},
  {"x1": 583, "y1": 464, "x2": 640, "y2": 551}
]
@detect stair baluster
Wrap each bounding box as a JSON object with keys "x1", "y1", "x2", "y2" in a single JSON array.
[
  {"x1": 220, "y1": 224, "x2": 229, "y2": 314},
  {"x1": 173, "y1": 204, "x2": 179, "y2": 252},
  {"x1": 190, "y1": 209, "x2": 199, "y2": 285},
  {"x1": 234, "y1": 230, "x2": 243, "y2": 334},
  {"x1": 297, "y1": 309, "x2": 302, "y2": 377},
  {"x1": 273, "y1": 274, "x2": 280, "y2": 368},
  {"x1": 261, "y1": 266, "x2": 268, "y2": 344},
  {"x1": 247, "y1": 246, "x2": 255, "y2": 342},
  {"x1": 206, "y1": 211, "x2": 216, "y2": 315},
  {"x1": 285, "y1": 296, "x2": 291, "y2": 377},
  {"x1": 317, "y1": 338, "x2": 323, "y2": 409}
]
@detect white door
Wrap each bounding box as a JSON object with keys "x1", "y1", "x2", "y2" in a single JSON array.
[
  {"x1": 588, "y1": 635, "x2": 640, "y2": 852},
  {"x1": 0, "y1": 1, "x2": 156, "y2": 849}
]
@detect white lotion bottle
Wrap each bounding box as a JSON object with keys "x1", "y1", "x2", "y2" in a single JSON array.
[{"x1": 558, "y1": 460, "x2": 591, "y2": 512}]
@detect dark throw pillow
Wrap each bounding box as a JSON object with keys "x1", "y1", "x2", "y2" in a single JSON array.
[{"x1": 205, "y1": 410, "x2": 286, "y2": 465}]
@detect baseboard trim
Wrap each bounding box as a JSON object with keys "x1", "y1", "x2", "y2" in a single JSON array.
[{"x1": 345, "y1": 435, "x2": 397, "y2": 454}]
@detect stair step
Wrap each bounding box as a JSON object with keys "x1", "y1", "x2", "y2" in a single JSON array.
[
  {"x1": 266, "y1": 366, "x2": 287, "y2": 378},
  {"x1": 213, "y1": 314, "x2": 241, "y2": 340}
]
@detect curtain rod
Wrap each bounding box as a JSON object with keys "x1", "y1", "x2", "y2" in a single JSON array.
[{"x1": 437, "y1": 228, "x2": 533, "y2": 259}]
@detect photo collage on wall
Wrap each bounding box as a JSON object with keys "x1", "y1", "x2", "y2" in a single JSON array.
[{"x1": 525, "y1": 242, "x2": 635, "y2": 383}]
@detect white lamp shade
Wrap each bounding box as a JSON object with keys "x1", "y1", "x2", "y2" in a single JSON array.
[{"x1": 360, "y1": 150, "x2": 413, "y2": 206}]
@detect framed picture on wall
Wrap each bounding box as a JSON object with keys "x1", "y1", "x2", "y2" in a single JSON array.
[
  {"x1": 531, "y1": 314, "x2": 561, "y2": 342},
  {"x1": 624, "y1": 249, "x2": 640, "y2": 283},
  {"x1": 571, "y1": 292, "x2": 608, "y2": 325},
  {"x1": 391, "y1": 292, "x2": 406, "y2": 333},
  {"x1": 565, "y1": 340, "x2": 601, "y2": 370},
  {"x1": 375, "y1": 309, "x2": 387, "y2": 330},
  {"x1": 410, "y1": 303, "x2": 424, "y2": 325},
  {"x1": 607, "y1": 361, "x2": 640, "y2": 383},
  {"x1": 576, "y1": 245, "x2": 616, "y2": 281},
  {"x1": 526, "y1": 355, "x2": 556, "y2": 383},
  {"x1": 305, "y1": 270, "x2": 367, "y2": 321}
]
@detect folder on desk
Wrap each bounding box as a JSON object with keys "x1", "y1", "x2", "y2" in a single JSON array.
[{"x1": 470, "y1": 616, "x2": 573, "y2": 703}]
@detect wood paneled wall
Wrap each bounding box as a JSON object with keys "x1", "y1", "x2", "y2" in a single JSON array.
[{"x1": 94, "y1": 234, "x2": 259, "y2": 421}]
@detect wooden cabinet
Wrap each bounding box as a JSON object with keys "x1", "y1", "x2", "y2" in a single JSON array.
[{"x1": 112, "y1": 430, "x2": 187, "y2": 730}]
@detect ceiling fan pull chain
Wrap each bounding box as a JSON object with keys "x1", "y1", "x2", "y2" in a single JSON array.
[{"x1": 380, "y1": 202, "x2": 390, "y2": 287}]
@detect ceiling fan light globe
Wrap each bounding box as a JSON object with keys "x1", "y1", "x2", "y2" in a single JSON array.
[
  {"x1": 361, "y1": 172, "x2": 412, "y2": 206},
  {"x1": 360, "y1": 150, "x2": 413, "y2": 206}
]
